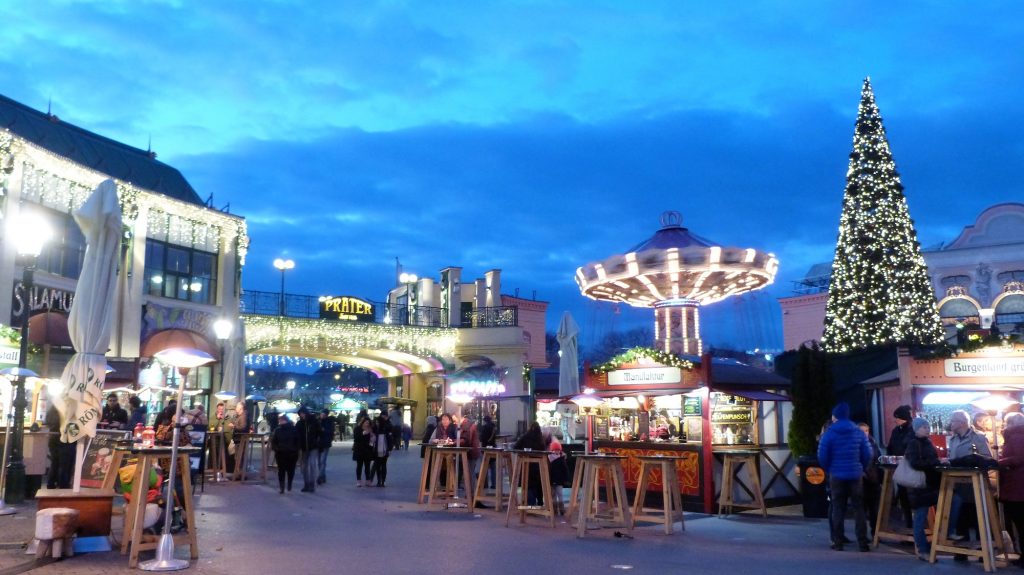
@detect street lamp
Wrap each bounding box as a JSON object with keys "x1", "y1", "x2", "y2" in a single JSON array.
[
  {"x1": 286, "y1": 379, "x2": 296, "y2": 402},
  {"x1": 213, "y1": 318, "x2": 234, "y2": 402},
  {"x1": 273, "y1": 258, "x2": 295, "y2": 316},
  {"x1": 145, "y1": 347, "x2": 214, "y2": 572},
  {"x1": 398, "y1": 272, "x2": 417, "y2": 325},
  {"x1": 5, "y1": 211, "x2": 51, "y2": 504}
]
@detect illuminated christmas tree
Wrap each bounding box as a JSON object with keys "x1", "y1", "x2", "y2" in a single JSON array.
[{"x1": 822, "y1": 78, "x2": 943, "y2": 353}]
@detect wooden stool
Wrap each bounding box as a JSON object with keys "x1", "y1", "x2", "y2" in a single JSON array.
[
  {"x1": 505, "y1": 450, "x2": 556, "y2": 528},
  {"x1": 205, "y1": 432, "x2": 228, "y2": 483},
  {"x1": 418, "y1": 445, "x2": 435, "y2": 504},
  {"x1": 474, "y1": 448, "x2": 512, "y2": 512},
  {"x1": 427, "y1": 446, "x2": 474, "y2": 511},
  {"x1": 929, "y1": 468, "x2": 1006, "y2": 572},
  {"x1": 718, "y1": 451, "x2": 767, "y2": 517},
  {"x1": 35, "y1": 507, "x2": 79, "y2": 559},
  {"x1": 573, "y1": 454, "x2": 632, "y2": 538},
  {"x1": 631, "y1": 455, "x2": 685, "y2": 534},
  {"x1": 872, "y1": 463, "x2": 914, "y2": 547},
  {"x1": 119, "y1": 447, "x2": 200, "y2": 568}
]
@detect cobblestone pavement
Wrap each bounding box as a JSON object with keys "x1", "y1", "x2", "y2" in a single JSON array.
[{"x1": 0, "y1": 444, "x2": 1005, "y2": 574}]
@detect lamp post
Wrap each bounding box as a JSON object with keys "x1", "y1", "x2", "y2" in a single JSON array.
[
  {"x1": 273, "y1": 258, "x2": 294, "y2": 316},
  {"x1": 6, "y1": 212, "x2": 51, "y2": 504},
  {"x1": 286, "y1": 379, "x2": 296, "y2": 402},
  {"x1": 398, "y1": 272, "x2": 417, "y2": 325},
  {"x1": 213, "y1": 318, "x2": 234, "y2": 400},
  {"x1": 145, "y1": 347, "x2": 214, "y2": 572}
]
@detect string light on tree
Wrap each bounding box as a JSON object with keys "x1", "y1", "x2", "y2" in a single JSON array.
[{"x1": 822, "y1": 78, "x2": 943, "y2": 353}]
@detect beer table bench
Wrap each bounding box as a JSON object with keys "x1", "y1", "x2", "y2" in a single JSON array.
[
  {"x1": 506, "y1": 450, "x2": 557, "y2": 528},
  {"x1": 632, "y1": 454, "x2": 686, "y2": 534},
  {"x1": 568, "y1": 454, "x2": 632, "y2": 538},
  {"x1": 233, "y1": 433, "x2": 269, "y2": 483},
  {"x1": 717, "y1": 450, "x2": 767, "y2": 518},
  {"x1": 474, "y1": 447, "x2": 512, "y2": 512}
]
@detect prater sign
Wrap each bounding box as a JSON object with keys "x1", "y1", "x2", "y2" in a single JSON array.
[{"x1": 320, "y1": 296, "x2": 375, "y2": 322}]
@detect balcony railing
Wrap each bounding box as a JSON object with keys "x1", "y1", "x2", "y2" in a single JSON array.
[{"x1": 240, "y1": 290, "x2": 518, "y2": 328}]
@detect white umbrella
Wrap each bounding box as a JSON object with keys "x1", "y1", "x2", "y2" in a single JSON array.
[
  {"x1": 557, "y1": 311, "x2": 581, "y2": 398},
  {"x1": 58, "y1": 179, "x2": 122, "y2": 491},
  {"x1": 219, "y1": 321, "x2": 246, "y2": 402}
]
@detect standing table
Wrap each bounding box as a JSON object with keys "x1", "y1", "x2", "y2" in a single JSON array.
[
  {"x1": 117, "y1": 446, "x2": 200, "y2": 568},
  {"x1": 872, "y1": 462, "x2": 915, "y2": 547},
  {"x1": 234, "y1": 433, "x2": 269, "y2": 483},
  {"x1": 717, "y1": 450, "x2": 767, "y2": 517},
  {"x1": 474, "y1": 447, "x2": 512, "y2": 512},
  {"x1": 205, "y1": 432, "x2": 229, "y2": 483},
  {"x1": 569, "y1": 454, "x2": 632, "y2": 538},
  {"x1": 631, "y1": 454, "x2": 686, "y2": 534},
  {"x1": 929, "y1": 467, "x2": 1005, "y2": 572}
]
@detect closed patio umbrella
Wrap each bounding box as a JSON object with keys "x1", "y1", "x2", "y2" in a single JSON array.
[
  {"x1": 556, "y1": 311, "x2": 581, "y2": 398},
  {"x1": 57, "y1": 179, "x2": 122, "y2": 491}
]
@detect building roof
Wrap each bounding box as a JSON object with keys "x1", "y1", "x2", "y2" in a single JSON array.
[
  {"x1": 0, "y1": 94, "x2": 203, "y2": 205},
  {"x1": 626, "y1": 222, "x2": 715, "y2": 253}
]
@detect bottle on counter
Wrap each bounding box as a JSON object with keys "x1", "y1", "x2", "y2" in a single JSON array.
[
  {"x1": 133, "y1": 423, "x2": 144, "y2": 444},
  {"x1": 142, "y1": 425, "x2": 155, "y2": 448}
]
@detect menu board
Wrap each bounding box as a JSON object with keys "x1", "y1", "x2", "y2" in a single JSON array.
[
  {"x1": 683, "y1": 396, "x2": 702, "y2": 416},
  {"x1": 80, "y1": 429, "x2": 131, "y2": 488},
  {"x1": 684, "y1": 417, "x2": 702, "y2": 442},
  {"x1": 594, "y1": 417, "x2": 610, "y2": 440}
]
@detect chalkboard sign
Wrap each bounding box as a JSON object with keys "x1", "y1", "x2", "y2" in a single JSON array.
[
  {"x1": 80, "y1": 429, "x2": 131, "y2": 488},
  {"x1": 594, "y1": 417, "x2": 610, "y2": 440},
  {"x1": 683, "y1": 396, "x2": 702, "y2": 416},
  {"x1": 188, "y1": 430, "x2": 207, "y2": 475}
]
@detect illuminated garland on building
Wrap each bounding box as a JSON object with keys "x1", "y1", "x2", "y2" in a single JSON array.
[
  {"x1": 822, "y1": 78, "x2": 944, "y2": 353},
  {"x1": 242, "y1": 316, "x2": 458, "y2": 359},
  {"x1": 590, "y1": 346, "x2": 694, "y2": 374},
  {"x1": 4, "y1": 128, "x2": 249, "y2": 263}
]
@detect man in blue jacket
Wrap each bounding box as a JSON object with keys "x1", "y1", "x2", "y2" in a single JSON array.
[{"x1": 818, "y1": 402, "x2": 873, "y2": 552}]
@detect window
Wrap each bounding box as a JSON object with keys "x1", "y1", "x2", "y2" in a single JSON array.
[
  {"x1": 144, "y1": 238, "x2": 218, "y2": 304},
  {"x1": 35, "y1": 207, "x2": 87, "y2": 279}
]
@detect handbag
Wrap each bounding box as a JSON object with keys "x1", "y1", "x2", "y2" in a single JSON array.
[{"x1": 894, "y1": 457, "x2": 926, "y2": 488}]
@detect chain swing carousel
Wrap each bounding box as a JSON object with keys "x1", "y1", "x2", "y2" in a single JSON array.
[{"x1": 574, "y1": 211, "x2": 793, "y2": 513}]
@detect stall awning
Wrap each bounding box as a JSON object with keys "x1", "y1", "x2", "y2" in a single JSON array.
[
  {"x1": 860, "y1": 369, "x2": 900, "y2": 388},
  {"x1": 714, "y1": 388, "x2": 790, "y2": 402},
  {"x1": 376, "y1": 396, "x2": 417, "y2": 407}
]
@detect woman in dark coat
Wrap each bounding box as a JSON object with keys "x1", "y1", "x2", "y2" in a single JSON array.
[
  {"x1": 352, "y1": 418, "x2": 376, "y2": 487},
  {"x1": 904, "y1": 417, "x2": 941, "y2": 560},
  {"x1": 514, "y1": 422, "x2": 547, "y2": 505},
  {"x1": 270, "y1": 415, "x2": 300, "y2": 493},
  {"x1": 999, "y1": 412, "x2": 1024, "y2": 566},
  {"x1": 371, "y1": 414, "x2": 393, "y2": 487},
  {"x1": 433, "y1": 413, "x2": 458, "y2": 443}
]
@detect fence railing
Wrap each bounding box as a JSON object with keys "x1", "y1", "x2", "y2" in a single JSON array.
[{"x1": 239, "y1": 290, "x2": 518, "y2": 328}]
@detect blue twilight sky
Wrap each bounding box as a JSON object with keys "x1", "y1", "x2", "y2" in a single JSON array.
[{"x1": 2, "y1": 1, "x2": 1023, "y2": 353}]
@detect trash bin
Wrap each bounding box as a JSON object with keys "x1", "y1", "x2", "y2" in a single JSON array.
[{"x1": 797, "y1": 455, "x2": 829, "y2": 518}]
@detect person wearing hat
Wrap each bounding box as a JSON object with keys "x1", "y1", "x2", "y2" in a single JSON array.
[
  {"x1": 887, "y1": 404, "x2": 915, "y2": 529},
  {"x1": 904, "y1": 416, "x2": 942, "y2": 560},
  {"x1": 817, "y1": 402, "x2": 873, "y2": 552}
]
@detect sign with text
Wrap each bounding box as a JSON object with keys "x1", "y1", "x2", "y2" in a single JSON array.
[
  {"x1": 319, "y1": 295, "x2": 375, "y2": 322},
  {"x1": 944, "y1": 357, "x2": 1024, "y2": 378},
  {"x1": 10, "y1": 282, "x2": 75, "y2": 327},
  {"x1": 0, "y1": 346, "x2": 19, "y2": 366},
  {"x1": 607, "y1": 367, "x2": 682, "y2": 386},
  {"x1": 142, "y1": 301, "x2": 215, "y2": 340},
  {"x1": 683, "y1": 395, "x2": 702, "y2": 416}
]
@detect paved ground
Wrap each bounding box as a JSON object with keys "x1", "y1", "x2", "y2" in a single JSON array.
[{"x1": 0, "y1": 443, "x2": 1009, "y2": 574}]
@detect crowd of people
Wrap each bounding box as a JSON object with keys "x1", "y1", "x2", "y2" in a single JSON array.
[{"x1": 818, "y1": 400, "x2": 1024, "y2": 565}]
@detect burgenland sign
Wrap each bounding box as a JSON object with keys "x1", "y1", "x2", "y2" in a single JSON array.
[{"x1": 944, "y1": 357, "x2": 1024, "y2": 378}]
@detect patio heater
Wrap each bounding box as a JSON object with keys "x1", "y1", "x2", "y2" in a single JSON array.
[{"x1": 142, "y1": 347, "x2": 213, "y2": 572}]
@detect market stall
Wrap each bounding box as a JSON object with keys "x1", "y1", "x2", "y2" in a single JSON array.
[{"x1": 582, "y1": 349, "x2": 794, "y2": 513}]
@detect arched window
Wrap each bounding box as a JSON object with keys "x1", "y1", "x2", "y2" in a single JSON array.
[
  {"x1": 938, "y1": 297, "x2": 981, "y2": 341},
  {"x1": 995, "y1": 294, "x2": 1024, "y2": 335}
]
